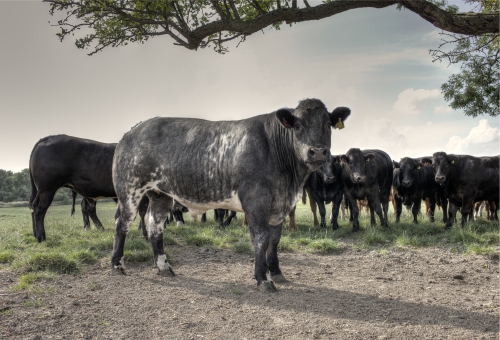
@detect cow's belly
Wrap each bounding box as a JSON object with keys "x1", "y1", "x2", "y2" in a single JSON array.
[{"x1": 168, "y1": 191, "x2": 244, "y2": 216}]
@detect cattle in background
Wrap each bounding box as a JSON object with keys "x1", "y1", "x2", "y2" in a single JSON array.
[
  {"x1": 304, "y1": 155, "x2": 344, "y2": 230},
  {"x1": 473, "y1": 200, "x2": 499, "y2": 221},
  {"x1": 340, "y1": 148, "x2": 392, "y2": 231},
  {"x1": 111, "y1": 99, "x2": 350, "y2": 291},
  {"x1": 422, "y1": 152, "x2": 499, "y2": 228},
  {"x1": 29, "y1": 135, "x2": 117, "y2": 242},
  {"x1": 392, "y1": 157, "x2": 448, "y2": 224}
]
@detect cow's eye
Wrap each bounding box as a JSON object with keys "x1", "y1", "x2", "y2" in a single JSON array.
[{"x1": 294, "y1": 123, "x2": 301, "y2": 131}]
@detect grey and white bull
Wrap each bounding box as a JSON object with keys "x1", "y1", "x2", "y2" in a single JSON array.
[{"x1": 111, "y1": 99, "x2": 350, "y2": 292}]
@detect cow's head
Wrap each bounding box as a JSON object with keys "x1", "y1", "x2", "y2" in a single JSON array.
[
  {"x1": 340, "y1": 148, "x2": 375, "y2": 184},
  {"x1": 399, "y1": 157, "x2": 422, "y2": 188},
  {"x1": 276, "y1": 99, "x2": 350, "y2": 171},
  {"x1": 315, "y1": 154, "x2": 335, "y2": 184},
  {"x1": 429, "y1": 152, "x2": 457, "y2": 186}
]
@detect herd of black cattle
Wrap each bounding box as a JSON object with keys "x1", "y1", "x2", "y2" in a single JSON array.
[{"x1": 26, "y1": 99, "x2": 499, "y2": 290}]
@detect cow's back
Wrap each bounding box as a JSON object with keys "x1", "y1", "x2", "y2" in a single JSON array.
[
  {"x1": 113, "y1": 116, "x2": 278, "y2": 210},
  {"x1": 363, "y1": 149, "x2": 392, "y2": 192},
  {"x1": 30, "y1": 135, "x2": 116, "y2": 198}
]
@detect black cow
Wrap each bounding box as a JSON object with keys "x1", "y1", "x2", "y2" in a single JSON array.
[
  {"x1": 340, "y1": 148, "x2": 393, "y2": 231},
  {"x1": 423, "y1": 152, "x2": 500, "y2": 228},
  {"x1": 111, "y1": 99, "x2": 350, "y2": 292},
  {"x1": 392, "y1": 157, "x2": 448, "y2": 224},
  {"x1": 29, "y1": 135, "x2": 117, "y2": 242},
  {"x1": 305, "y1": 155, "x2": 344, "y2": 230}
]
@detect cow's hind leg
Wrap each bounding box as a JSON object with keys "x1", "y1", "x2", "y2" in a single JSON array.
[
  {"x1": 146, "y1": 192, "x2": 175, "y2": 276},
  {"x1": 111, "y1": 200, "x2": 138, "y2": 275},
  {"x1": 33, "y1": 190, "x2": 56, "y2": 242},
  {"x1": 87, "y1": 200, "x2": 104, "y2": 229},
  {"x1": 137, "y1": 196, "x2": 149, "y2": 239}
]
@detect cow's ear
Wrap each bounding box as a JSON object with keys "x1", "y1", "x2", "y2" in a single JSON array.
[
  {"x1": 340, "y1": 155, "x2": 348, "y2": 164},
  {"x1": 332, "y1": 156, "x2": 340, "y2": 164},
  {"x1": 392, "y1": 160, "x2": 400, "y2": 169},
  {"x1": 365, "y1": 153, "x2": 375, "y2": 163},
  {"x1": 330, "y1": 106, "x2": 351, "y2": 130},
  {"x1": 276, "y1": 109, "x2": 295, "y2": 128},
  {"x1": 420, "y1": 157, "x2": 432, "y2": 166}
]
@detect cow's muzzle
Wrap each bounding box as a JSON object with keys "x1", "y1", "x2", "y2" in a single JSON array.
[
  {"x1": 352, "y1": 173, "x2": 366, "y2": 184},
  {"x1": 402, "y1": 179, "x2": 412, "y2": 188},
  {"x1": 307, "y1": 147, "x2": 328, "y2": 163},
  {"x1": 435, "y1": 175, "x2": 446, "y2": 185}
]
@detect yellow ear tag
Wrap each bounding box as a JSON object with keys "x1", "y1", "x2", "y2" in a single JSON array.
[
  {"x1": 417, "y1": 166, "x2": 421, "y2": 170},
  {"x1": 366, "y1": 158, "x2": 370, "y2": 162},
  {"x1": 451, "y1": 159, "x2": 455, "y2": 164},
  {"x1": 335, "y1": 118, "x2": 344, "y2": 130}
]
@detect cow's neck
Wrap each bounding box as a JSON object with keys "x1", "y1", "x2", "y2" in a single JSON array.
[{"x1": 266, "y1": 116, "x2": 310, "y2": 190}]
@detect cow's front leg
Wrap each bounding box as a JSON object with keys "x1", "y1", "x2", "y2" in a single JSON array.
[
  {"x1": 394, "y1": 194, "x2": 402, "y2": 223},
  {"x1": 411, "y1": 197, "x2": 421, "y2": 224},
  {"x1": 246, "y1": 212, "x2": 277, "y2": 292},
  {"x1": 331, "y1": 192, "x2": 343, "y2": 230},
  {"x1": 344, "y1": 193, "x2": 360, "y2": 232},
  {"x1": 460, "y1": 197, "x2": 474, "y2": 228},
  {"x1": 317, "y1": 200, "x2": 327, "y2": 228},
  {"x1": 446, "y1": 203, "x2": 458, "y2": 229},
  {"x1": 267, "y1": 223, "x2": 287, "y2": 283},
  {"x1": 371, "y1": 191, "x2": 388, "y2": 228}
]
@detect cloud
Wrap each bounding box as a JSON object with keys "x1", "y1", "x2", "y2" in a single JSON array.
[
  {"x1": 445, "y1": 119, "x2": 500, "y2": 155},
  {"x1": 391, "y1": 88, "x2": 441, "y2": 115},
  {"x1": 434, "y1": 105, "x2": 453, "y2": 114}
]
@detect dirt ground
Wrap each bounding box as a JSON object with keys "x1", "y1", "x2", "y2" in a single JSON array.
[{"x1": 1, "y1": 244, "x2": 499, "y2": 340}]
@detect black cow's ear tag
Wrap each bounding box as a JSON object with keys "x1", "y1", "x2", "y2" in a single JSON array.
[
  {"x1": 417, "y1": 165, "x2": 421, "y2": 170},
  {"x1": 366, "y1": 158, "x2": 370, "y2": 162},
  {"x1": 451, "y1": 159, "x2": 455, "y2": 164},
  {"x1": 335, "y1": 118, "x2": 344, "y2": 130}
]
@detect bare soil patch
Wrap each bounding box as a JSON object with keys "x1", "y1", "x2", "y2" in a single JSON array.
[{"x1": 1, "y1": 245, "x2": 499, "y2": 339}]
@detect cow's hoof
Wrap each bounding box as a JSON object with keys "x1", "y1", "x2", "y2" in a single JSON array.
[
  {"x1": 112, "y1": 266, "x2": 127, "y2": 276},
  {"x1": 271, "y1": 274, "x2": 288, "y2": 283},
  {"x1": 258, "y1": 281, "x2": 278, "y2": 293},
  {"x1": 351, "y1": 228, "x2": 360, "y2": 233}
]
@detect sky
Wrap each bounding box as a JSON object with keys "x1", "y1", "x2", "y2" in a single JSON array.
[{"x1": 0, "y1": 1, "x2": 498, "y2": 172}]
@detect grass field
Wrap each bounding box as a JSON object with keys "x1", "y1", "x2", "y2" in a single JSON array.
[{"x1": 0, "y1": 201, "x2": 498, "y2": 290}]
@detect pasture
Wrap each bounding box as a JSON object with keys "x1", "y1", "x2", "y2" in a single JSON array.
[{"x1": 0, "y1": 202, "x2": 499, "y2": 339}]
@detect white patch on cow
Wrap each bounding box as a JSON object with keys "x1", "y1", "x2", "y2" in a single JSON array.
[
  {"x1": 147, "y1": 212, "x2": 156, "y2": 233},
  {"x1": 117, "y1": 257, "x2": 126, "y2": 269},
  {"x1": 168, "y1": 191, "x2": 243, "y2": 215},
  {"x1": 156, "y1": 254, "x2": 167, "y2": 271},
  {"x1": 177, "y1": 221, "x2": 185, "y2": 227}
]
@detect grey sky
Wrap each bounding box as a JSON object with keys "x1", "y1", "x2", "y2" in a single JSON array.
[{"x1": 0, "y1": 1, "x2": 498, "y2": 172}]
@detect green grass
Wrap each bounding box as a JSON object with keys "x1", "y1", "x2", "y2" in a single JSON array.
[{"x1": 0, "y1": 201, "x2": 498, "y2": 290}]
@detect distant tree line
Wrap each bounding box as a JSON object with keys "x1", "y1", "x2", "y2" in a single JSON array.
[{"x1": 0, "y1": 169, "x2": 71, "y2": 203}]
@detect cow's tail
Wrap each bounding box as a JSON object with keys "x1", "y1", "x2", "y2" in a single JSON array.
[
  {"x1": 302, "y1": 187, "x2": 307, "y2": 205},
  {"x1": 70, "y1": 190, "x2": 77, "y2": 216},
  {"x1": 28, "y1": 137, "x2": 50, "y2": 210}
]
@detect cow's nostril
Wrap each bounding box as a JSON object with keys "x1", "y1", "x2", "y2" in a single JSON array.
[
  {"x1": 322, "y1": 149, "x2": 328, "y2": 157},
  {"x1": 308, "y1": 149, "x2": 315, "y2": 157}
]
